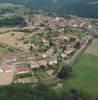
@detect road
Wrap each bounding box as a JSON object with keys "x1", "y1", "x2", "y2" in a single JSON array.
[{"x1": 44, "y1": 75, "x2": 61, "y2": 85}]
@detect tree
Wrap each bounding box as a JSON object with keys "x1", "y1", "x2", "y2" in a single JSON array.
[
  {"x1": 74, "y1": 41, "x2": 81, "y2": 49},
  {"x1": 57, "y1": 65, "x2": 72, "y2": 79},
  {"x1": 29, "y1": 45, "x2": 33, "y2": 55},
  {"x1": 61, "y1": 89, "x2": 91, "y2": 100},
  {"x1": 96, "y1": 97, "x2": 98, "y2": 100},
  {"x1": 69, "y1": 89, "x2": 91, "y2": 100},
  {"x1": 69, "y1": 37, "x2": 76, "y2": 42},
  {"x1": 29, "y1": 45, "x2": 33, "y2": 52}
]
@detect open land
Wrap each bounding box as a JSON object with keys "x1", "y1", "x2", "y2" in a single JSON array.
[
  {"x1": 0, "y1": 73, "x2": 13, "y2": 85},
  {"x1": 0, "y1": 27, "x2": 46, "y2": 49}
]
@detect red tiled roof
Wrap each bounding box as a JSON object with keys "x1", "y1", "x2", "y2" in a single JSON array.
[
  {"x1": 95, "y1": 32, "x2": 98, "y2": 35},
  {"x1": 15, "y1": 66, "x2": 31, "y2": 73},
  {"x1": 2, "y1": 64, "x2": 13, "y2": 72},
  {"x1": 2, "y1": 55, "x2": 16, "y2": 62},
  {"x1": 80, "y1": 39, "x2": 85, "y2": 45}
]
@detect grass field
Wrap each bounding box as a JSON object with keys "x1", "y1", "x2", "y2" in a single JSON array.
[
  {"x1": 63, "y1": 54, "x2": 98, "y2": 99},
  {"x1": 0, "y1": 48, "x2": 9, "y2": 57},
  {"x1": 34, "y1": 69, "x2": 49, "y2": 81},
  {"x1": 0, "y1": 47, "x2": 13, "y2": 60},
  {"x1": 0, "y1": 27, "x2": 45, "y2": 49}
]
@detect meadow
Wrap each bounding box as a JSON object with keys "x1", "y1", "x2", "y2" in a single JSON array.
[{"x1": 63, "y1": 54, "x2": 98, "y2": 99}]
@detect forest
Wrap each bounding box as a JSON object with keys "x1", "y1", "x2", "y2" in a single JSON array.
[{"x1": 0, "y1": 0, "x2": 98, "y2": 18}]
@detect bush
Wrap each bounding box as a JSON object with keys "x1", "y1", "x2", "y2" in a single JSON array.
[
  {"x1": 11, "y1": 33, "x2": 15, "y2": 36},
  {"x1": 15, "y1": 73, "x2": 32, "y2": 79}
]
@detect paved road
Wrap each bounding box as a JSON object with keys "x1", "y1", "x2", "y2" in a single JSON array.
[{"x1": 44, "y1": 75, "x2": 61, "y2": 85}]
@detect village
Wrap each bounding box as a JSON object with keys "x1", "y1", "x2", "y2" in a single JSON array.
[{"x1": 0, "y1": 14, "x2": 96, "y2": 85}]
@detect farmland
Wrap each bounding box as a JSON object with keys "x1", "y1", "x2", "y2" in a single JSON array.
[{"x1": 0, "y1": 26, "x2": 47, "y2": 50}]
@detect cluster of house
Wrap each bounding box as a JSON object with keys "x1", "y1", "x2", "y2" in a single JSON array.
[
  {"x1": 92, "y1": 24, "x2": 98, "y2": 38},
  {"x1": 0, "y1": 34, "x2": 91, "y2": 75},
  {"x1": 0, "y1": 55, "x2": 17, "y2": 73},
  {"x1": 0, "y1": 15, "x2": 92, "y2": 75},
  {"x1": 31, "y1": 58, "x2": 57, "y2": 69},
  {"x1": 0, "y1": 54, "x2": 58, "y2": 74},
  {"x1": 25, "y1": 14, "x2": 90, "y2": 32}
]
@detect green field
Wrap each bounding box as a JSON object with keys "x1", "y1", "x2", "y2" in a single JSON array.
[
  {"x1": 63, "y1": 54, "x2": 98, "y2": 99},
  {"x1": 0, "y1": 47, "x2": 12, "y2": 58},
  {"x1": 33, "y1": 69, "x2": 49, "y2": 81}
]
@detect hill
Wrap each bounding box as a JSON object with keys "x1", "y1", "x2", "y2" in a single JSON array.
[
  {"x1": 0, "y1": 0, "x2": 98, "y2": 17},
  {"x1": 0, "y1": 3, "x2": 32, "y2": 15},
  {"x1": 66, "y1": 0, "x2": 98, "y2": 18}
]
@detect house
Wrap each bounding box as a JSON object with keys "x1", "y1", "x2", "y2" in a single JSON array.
[
  {"x1": 42, "y1": 53, "x2": 47, "y2": 58},
  {"x1": 15, "y1": 66, "x2": 31, "y2": 74},
  {"x1": 38, "y1": 60, "x2": 48, "y2": 66},
  {"x1": 2, "y1": 55, "x2": 16, "y2": 63},
  {"x1": 31, "y1": 60, "x2": 48, "y2": 69},
  {"x1": 15, "y1": 63, "x2": 31, "y2": 74},
  {"x1": 31, "y1": 61, "x2": 39, "y2": 69},
  {"x1": 61, "y1": 53, "x2": 68, "y2": 59},
  {"x1": 1, "y1": 64, "x2": 13, "y2": 73},
  {"x1": 0, "y1": 65, "x2": 3, "y2": 73},
  {"x1": 65, "y1": 48, "x2": 75, "y2": 55},
  {"x1": 46, "y1": 48, "x2": 54, "y2": 55},
  {"x1": 48, "y1": 59, "x2": 58, "y2": 65},
  {"x1": 42, "y1": 48, "x2": 54, "y2": 58},
  {"x1": 42, "y1": 38, "x2": 49, "y2": 46},
  {"x1": 95, "y1": 32, "x2": 98, "y2": 38},
  {"x1": 80, "y1": 38, "x2": 85, "y2": 45},
  {"x1": 94, "y1": 30, "x2": 98, "y2": 38},
  {"x1": 64, "y1": 36, "x2": 70, "y2": 41}
]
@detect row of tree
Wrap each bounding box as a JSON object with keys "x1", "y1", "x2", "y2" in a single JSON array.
[{"x1": 0, "y1": 16, "x2": 25, "y2": 26}]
